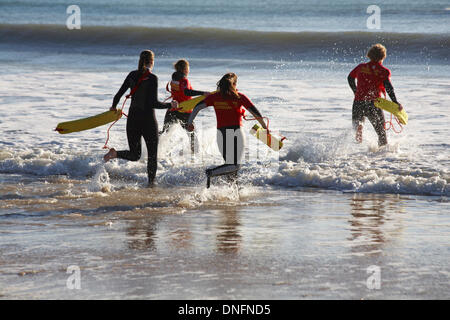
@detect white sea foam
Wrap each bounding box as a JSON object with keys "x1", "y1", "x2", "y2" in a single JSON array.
[
  {"x1": 0, "y1": 137, "x2": 448, "y2": 197},
  {"x1": 0, "y1": 56, "x2": 449, "y2": 198}
]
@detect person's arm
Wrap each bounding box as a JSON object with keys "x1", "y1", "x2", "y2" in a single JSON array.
[
  {"x1": 240, "y1": 93, "x2": 267, "y2": 130},
  {"x1": 149, "y1": 75, "x2": 175, "y2": 109},
  {"x1": 186, "y1": 102, "x2": 209, "y2": 131},
  {"x1": 181, "y1": 78, "x2": 208, "y2": 97},
  {"x1": 184, "y1": 88, "x2": 209, "y2": 97},
  {"x1": 111, "y1": 73, "x2": 131, "y2": 110},
  {"x1": 347, "y1": 65, "x2": 360, "y2": 95},
  {"x1": 246, "y1": 106, "x2": 267, "y2": 130},
  {"x1": 383, "y1": 79, "x2": 403, "y2": 111},
  {"x1": 383, "y1": 79, "x2": 398, "y2": 104},
  {"x1": 348, "y1": 75, "x2": 357, "y2": 94}
]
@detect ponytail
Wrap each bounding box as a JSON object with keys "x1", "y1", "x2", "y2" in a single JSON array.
[
  {"x1": 217, "y1": 73, "x2": 239, "y2": 100},
  {"x1": 138, "y1": 50, "x2": 154, "y2": 74}
]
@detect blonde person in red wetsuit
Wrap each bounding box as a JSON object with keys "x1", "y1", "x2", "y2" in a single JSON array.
[
  {"x1": 348, "y1": 43, "x2": 403, "y2": 146},
  {"x1": 186, "y1": 73, "x2": 267, "y2": 188},
  {"x1": 162, "y1": 59, "x2": 210, "y2": 154}
]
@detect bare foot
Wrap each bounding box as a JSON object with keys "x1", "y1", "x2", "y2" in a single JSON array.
[{"x1": 103, "y1": 148, "x2": 117, "y2": 163}]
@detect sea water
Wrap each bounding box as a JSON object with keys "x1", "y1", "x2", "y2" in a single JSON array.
[{"x1": 0, "y1": 0, "x2": 449, "y2": 299}]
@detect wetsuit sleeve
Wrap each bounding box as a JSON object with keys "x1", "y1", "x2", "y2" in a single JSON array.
[
  {"x1": 180, "y1": 78, "x2": 207, "y2": 97},
  {"x1": 247, "y1": 105, "x2": 267, "y2": 129},
  {"x1": 187, "y1": 102, "x2": 209, "y2": 126},
  {"x1": 149, "y1": 74, "x2": 171, "y2": 109},
  {"x1": 184, "y1": 88, "x2": 208, "y2": 96},
  {"x1": 240, "y1": 93, "x2": 267, "y2": 129},
  {"x1": 112, "y1": 72, "x2": 131, "y2": 108},
  {"x1": 347, "y1": 65, "x2": 360, "y2": 94},
  {"x1": 348, "y1": 76, "x2": 357, "y2": 94},
  {"x1": 383, "y1": 79, "x2": 399, "y2": 104}
]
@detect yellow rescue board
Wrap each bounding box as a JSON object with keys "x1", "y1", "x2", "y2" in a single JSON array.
[
  {"x1": 250, "y1": 124, "x2": 284, "y2": 151},
  {"x1": 374, "y1": 98, "x2": 408, "y2": 125},
  {"x1": 55, "y1": 110, "x2": 122, "y2": 134},
  {"x1": 177, "y1": 91, "x2": 216, "y2": 113}
]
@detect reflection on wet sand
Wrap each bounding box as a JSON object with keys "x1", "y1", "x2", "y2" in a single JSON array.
[
  {"x1": 215, "y1": 207, "x2": 242, "y2": 254},
  {"x1": 348, "y1": 193, "x2": 405, "y2": 254},
  {"x1": 123, "y1": 206, "x2": 243, "y2": 254},
  {"x1": 168, "y1": 226, "x2": 193, "y2": 250},
  {"x1": 125, "y1": 215, "x2": 161, "y2": 251}
]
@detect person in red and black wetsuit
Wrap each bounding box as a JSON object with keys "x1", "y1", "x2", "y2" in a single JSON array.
[
  {"x1": 162, "y1": 59, "x2": 209, "y2": 154},
  {"x1": 103, "y1": 50, "x2": 177, "y2": 186},
  {"x1": 186, "y1": 73, "x2": 267, "y2": 188},
  {"x1": 348, "y1": 43, "x2": 403, "y2": 146}
]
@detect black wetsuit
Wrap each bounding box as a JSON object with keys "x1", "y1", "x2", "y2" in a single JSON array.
[
  {"x1": 161, "y1": 71, "x2": 206, "y2": 153},
  {"x1": 112, "y1": 69, "x2": 171, "y2": 185},
  {"x1": 348, "y1": 77, "x2": 399, "y2": 146}
]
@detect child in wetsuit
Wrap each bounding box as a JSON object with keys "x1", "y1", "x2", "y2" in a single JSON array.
[
  {"x1": 348, "y1": 43, "x2": 403, "y2": 146},
  {"x1": 186, "y1": 73, "x2": 267, "y2": 188},
  {"x1": 161, "y1": 59, "x2": 209, "y2": 154}
]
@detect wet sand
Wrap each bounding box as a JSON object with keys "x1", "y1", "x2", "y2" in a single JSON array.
[{"x1": 0, "y1": 174, "x2": 448, "y2": 299}]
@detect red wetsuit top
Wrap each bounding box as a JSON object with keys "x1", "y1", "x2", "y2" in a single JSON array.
[
  {"x1": 170, "y1": 77, "x2": 193, "y2": 104},
  {"x1": 349, "y1": 61, "x2": 391, "y2": 101},
  {"x1": 203, "y1": 92, "x2": 255, "y2": 128}
]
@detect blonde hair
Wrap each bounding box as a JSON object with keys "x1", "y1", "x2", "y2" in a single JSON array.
[
  {"x1": 217, "y1": 73, "x2": 239, "y2": 100},
  {"x1": 138, "y1": 50, "x2": 154, "y2": 73},
  {"x1": 367, "y1": 43, "x2": 386, "y2": 62},
  {"x1": 174, "y1": 59, "x2": 189, "y2": 75}
]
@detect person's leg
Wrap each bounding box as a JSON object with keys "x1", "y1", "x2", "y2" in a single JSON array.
[
  {"x1": 225, "y1": 127, "x2": 244, "y2": 184},
  {"x1": 367, "y1": 102, "x2": 387, "y2": 146},
  {"x1": 352, "y1": 100, "x2": 365, "y2": 143},
  {"x1": 176, "y1": 112, "x2": 198, "y2": 156},
  {"x1": 104, "y1": 118, "x2": 142, "y2": 162},
  {"x1": 116, "y1": 118, "x2": 142, "y2": 161},
  {"x1": 206, "y1": 126, "x2": 243, "y2": 187},
  {"x1": 160, "y1": 109, "x2": 177, "y2": 135},
  {"x1": 103, "y1": 148, "x2": 117, "y2": 162},
  {"x1": 206, "y1": 163, "x2": 242, "y2": 178},
  {"x1": 142, "y1": 120, "x2": 159, "y2": 186},
  {"x1": 188, "y1": 130, "x2": 199, "y2": 157}
]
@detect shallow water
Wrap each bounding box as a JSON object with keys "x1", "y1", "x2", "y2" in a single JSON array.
[{"x1": 0, "y1": 174, "x2": 448, "y2": 299}]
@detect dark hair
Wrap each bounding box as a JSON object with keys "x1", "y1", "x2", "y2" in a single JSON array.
[
  {"x1": 138, "y1": 50, "x2": 154, "y2": 73},
  {"x1": 217, "y1": 73, "x2": 239, "y2": 99},
  {"x1": 174, "y1": 59, "x2": 189, "y2": 75}
]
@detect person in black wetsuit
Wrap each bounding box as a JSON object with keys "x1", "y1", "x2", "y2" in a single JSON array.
[
  {"x1": 161, "y1": 59, "x2": 209, "y2": 154},
  {"x1": 103, "y1": 50, "x2": 178, "y2": 186}
]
